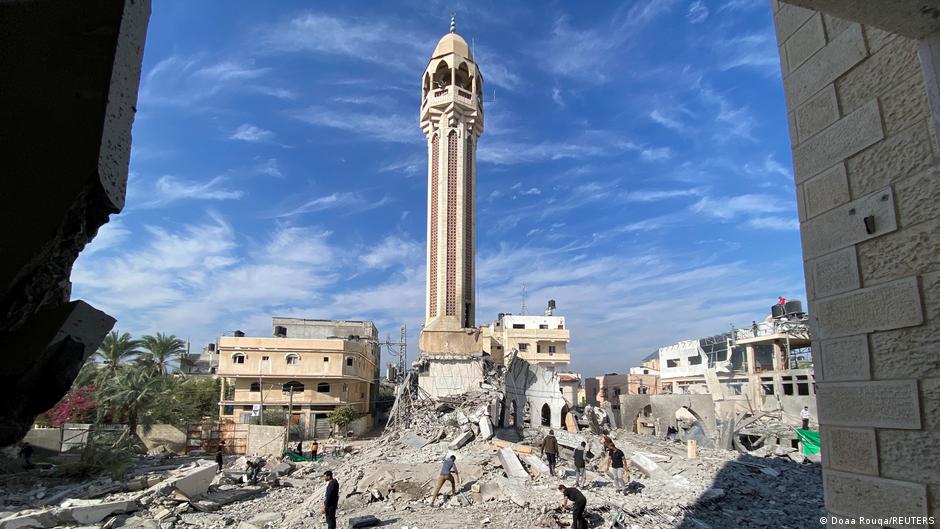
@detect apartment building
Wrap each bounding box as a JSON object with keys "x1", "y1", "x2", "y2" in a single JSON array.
[
  {"x1": 216, "y1": 318, "x2": 379, "y2": 438},
  {"x1": 482, "y1": 300, "x2": 571, "y2": 370}
]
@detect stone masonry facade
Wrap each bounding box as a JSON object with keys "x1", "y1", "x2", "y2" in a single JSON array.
[{"x1": 774, "y1": 1, "x2": 940, "y2": 525}]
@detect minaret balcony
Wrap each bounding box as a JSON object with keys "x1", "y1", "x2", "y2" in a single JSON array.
[{"x1": 421, "y1": 84, "x2": 480, "y2": 112}]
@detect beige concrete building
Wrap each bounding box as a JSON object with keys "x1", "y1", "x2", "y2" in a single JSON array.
[
  {"x1": 482, "y1": 308, "x2": 571, "y2": 369},
  {"x1": 772, "y1": 2, "x2": 940, "y2": 521},
  {"x1": 217, "y1": 319, "x2": 379, "y2": 438}
]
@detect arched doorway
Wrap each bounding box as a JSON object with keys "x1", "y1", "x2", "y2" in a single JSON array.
[
  {"x1": 523, "y1": 401, "x2": 531, "y2": 427},
  {"x1": 560, "y1": 404, "x2": 569, "y2": 429},
  {"x1": 508, "y1": 400, "x2": 517, "y2": 428},
  {"x1": 541, "y1": 403, "x2": 551, "y2": 426},
  {"x1": 675, "y1": 406, "x2": 708, "y2": 444}
]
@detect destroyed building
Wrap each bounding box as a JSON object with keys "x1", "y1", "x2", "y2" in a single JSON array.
[
  {"x1": 216, "y1": 319, "x2": 380, "y2": 437},
  {"x1": 480, "y1": 301, "x2": 572, "y2": 370}
]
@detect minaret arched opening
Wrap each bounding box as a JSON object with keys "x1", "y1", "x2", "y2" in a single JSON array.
[
  {"x1": 455, "y1": 62, "x2": 472, "y2": 92},
  {"x1": 432, "y1": 60, "x2": 451, "y2": 89},
  {"x1": 423, "y1": 72, "x2": 431, "y2": 99}
]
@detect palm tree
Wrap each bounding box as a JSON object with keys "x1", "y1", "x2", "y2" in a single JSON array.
[
  {"x1": 139, "y1": 333, "x2": 185, "y2": 375},
  {"x1": 95, "y1": 331, "x2": 141, "y2": 375},
  {"x1": 95, "y1": 364, "x2": 167, "y2": 446}
]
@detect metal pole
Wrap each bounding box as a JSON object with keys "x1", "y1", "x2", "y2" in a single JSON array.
[
  {"x1": 259, "y1": 373, "x2": 264, "y2": 426},
  {"x1": 285, "y1": 387, "x2": 294, "y2": 453}
]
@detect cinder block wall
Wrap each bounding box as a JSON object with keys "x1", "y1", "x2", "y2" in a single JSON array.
[{"x1": 773, "y1": 1, "x2": 940, "y2": 522}]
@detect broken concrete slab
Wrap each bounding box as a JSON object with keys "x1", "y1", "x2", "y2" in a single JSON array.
[
  {"x1": 55, "y1": 500, "x2": 138, "y2": 525},
  {"x1": 400, "y1": 432, "x2": 431, "y2": 449},
  {"x1": 269, "y1": 462, "x2": 295, "y2": 476},
  {"x1": 565, "y1": 413, "x2": 578, "y2": 433},
  {"x1": 495, "y1": 478, "x2": 529, "y2": 508},
  {"x1": 478, "y1": 417, "x2": 494, "y2": 440},
  {"x1": 167, "y1": 460, "x2": 217, "y2": 498},
  {"x1": 448, "y1": 430, "x2": 474, "y2": 449},
  {"x1": 552, "y1": 429, "x2": 587, "y2": 449},
  {"x1": 630, "y1": 453, "x2": 669, "y2": 479},
  {"x1": 520, "y1": 455, "x2": 550, "y2": 478},
  {"x1": 0, "y1": 510, "x2": 56, "y2": 529},
  {"x1": 496, "y1": 448, "x2": 528, "y2": 480}
]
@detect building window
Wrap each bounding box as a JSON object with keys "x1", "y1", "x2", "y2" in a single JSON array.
[
  {"x1": 518, "y1": 343, "x2": 529, "y2": 351},
  {"x1": 323, "y1": 356, "x2": 329, "y2": 362},
  {"x1": 242, "y1": 405, "x2": 253, "y2": 411},
  {"x1": 666, "y1": 359, "x2": 679, "y2": 368},
  {"x1": 343, "y1": 384, "x2": 347, "y2": 392},
  {"x1": 283, "y1": 381, "x2": 304, "y2": 394},
  {"x1": 346, "y1": 357, "x2": 353, "y2": 367},
  {"x1": 539, "y1": 324, "x2": 548, "y2": 329},
  {"x1": 614, "y1": 388, "x2": 621, "y2": 396},
  {"x1": 261, "y1": 356, "x2": 269, "y2": 361},
  {"x1": 249, "y1": 382, "x2": 260, "y2": 392},
  {"x1": 223, "y1": 405, "x2": 235, "y2": 415},
  {"x1": 548, "y1": 345, "x2": 556, "y2": 354},
  {"x1": 688, "y1": 356, "x2": 702, "y2": 365},
  {"x1": 512, "y1": 324, "x2": 525, "y2": 329},
  {"x1": 317, "y1": 382, "x2": 330, "y2": 393},
  {"x1": 232, "y1": 353, "x2": 246, "y2": 364},
  {"x1": 286, "y1": 354, "x2": 299, "y2": 365},
  {"x1": 536, "y1": 344, "x2": 541, "y2": 353}
]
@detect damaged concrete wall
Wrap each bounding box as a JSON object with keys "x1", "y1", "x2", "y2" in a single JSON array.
[
  {"x1": 137, "y1": 425, "x2": 187, "y2": 454},
  {"x1": 502, "y1": 354, "x2": 567, "y2": 429},
  {"x1": 417, "y1": 355, "x2": 487, "y2": 398},
  {"x1": 650, "y1": 394, "x2": 717, "y2": 440},
  {"x1": 0, "y1": 0, "x2": 150, "y2": 446},
  {"x1": 246, "y1": 425, "x2": 286, "y2": 457}
]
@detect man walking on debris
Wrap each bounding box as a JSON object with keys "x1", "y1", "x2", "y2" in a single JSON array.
[
  {"x1": 558, "y1": 484, "x2": 588, "y2": 529},
  {"x1": 322, "y1": 470, "x2": 339, "y2": 529},
  {"x1": 607, "y1": 444, "x2": 627, "y2": 490},
  {"x1": 430, "y1": 455, "x2": 460, "y2": 507},
  {"x1": 801, "y1": 406, "x2": 812, "y2": 430},
  {"x1": 573, "y1": 441, "x2": 587, "y2": 487},
  {"x1": 541, "y1": 429, "x2": 558, "y2": 476},
  {"x1": 311, "y1": 438, "x2": 319, "y2": 460}
]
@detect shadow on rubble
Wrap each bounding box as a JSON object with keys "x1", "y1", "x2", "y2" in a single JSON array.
[{"x1": 673, "y1": 453, "x2": 824, "y2": 529}]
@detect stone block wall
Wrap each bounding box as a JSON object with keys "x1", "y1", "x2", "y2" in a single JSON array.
[
  {"x1": 247, "y1": 424, "x2": 286, "y2": 457},
  {"x1": 137, "y1": 424, "x2": 187, "y2": 454},
  {"x1": 774, "y1": 2, "x2": 940, "y2": 523}
]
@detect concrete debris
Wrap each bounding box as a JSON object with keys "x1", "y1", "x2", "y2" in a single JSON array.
[
  {"x1": 520, "y1": 454, "x2": 550, "y2": 478},
  {"x1": 496, "y1": 448, "x2": 528, "y2": 481},
  {"x1": 348, "y1": 515, "x2": 381, "y2": 527},
  {"x1": 478, "y1": 417, "x2": 494, "y2": 440},
  {"x1": 448, "y1": 430, "x2": 474, "y2": 449},
  {"x1": 630, "y1": 452, "x2": 668, "y2": 479}
]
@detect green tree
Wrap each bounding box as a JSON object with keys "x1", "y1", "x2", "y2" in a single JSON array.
[
  {"x1": 94, "y1": 364, "x2": 168, "y2": 445},
  {"x1": 139, "y1": 333, "x2": 185, "y2": 375},
  {"x1": 95, "y1": 331, "x2": 141, "y2": 376},
  {"x1": 149, "y1": 377, "x2": 220, "y2": 426},
  {"x1": 327, "y1": 406, "x2": 359, "y2": 434}
]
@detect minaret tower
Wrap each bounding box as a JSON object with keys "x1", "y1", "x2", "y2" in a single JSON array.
[{"x1": 420, "y1": 16, "x2": 484, "y2": 334}]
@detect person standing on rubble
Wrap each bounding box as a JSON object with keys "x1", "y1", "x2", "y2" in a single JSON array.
[
  {"x1": 607, "y1": 444, "x2": 627, "y2": 490},
  {"x1": 215, "y1": 441, "x2": 225, "y2": 472},
  {"x1": 311, "y1": 438, "x2": 319, "y2": 460},
  {"x1": 800, "y1": 406, "x2": 812, "y2": 430},
  {"x1": 430, "y1": 455, "x2": 460, "y2": 507},
  {"x1": 558, "y1": 484, "x2": 588, "y2": 529},
  {"x1": 18, "y1": 442, "x2": 33, "y2": 469},
  {"x1": 541, "y1": 429, "x2": 559, "y2": 476},
  {"x1": 573, "y1": 441, "x2": 587, "y2": 487},
  {"x1": 322, "y1": 470, "x2": 339, "y2": 529}
]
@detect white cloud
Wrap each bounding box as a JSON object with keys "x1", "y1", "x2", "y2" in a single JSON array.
[
  {"x1": 137, "y1": 176, "x2": 243, "y2": 208},
  {"x1": 747, "y1": 216, "x2": 799, "y2": 230},
  {"x1": 196, "y1": 61, "x2": 269, "y2": 81},
  {"x1": 260, "y1": 13, "x2": 428, "y2": 72},
  {"x1": 687, "y1": 1, "x2": 709, "y2": 23},
  {"x1": 277, "y1": 192, "x2": 391, "y2": 218},
  {"x1": 649, "y1": 109, "x2": 687, "y2": 131},
  {"x1": 692, "y1": 193, "x2": 786, "y2": 220},
  {"x1": 552, "y1": 88, "x2": 565, "y2": 108},
  {"x1": 621, "y1": 188, "x2": 706, "y2": 202},
  {"x1": 359, "y1": 235, "x2": 422, "y2": 269},
  {"x1": 139, "y1": 55, "x2": 276, "y2": 108},
  {"x1": 81, "y1": 218, "x2": 130, "y2": 257},
  {"x1": 641, "y1": 146, "x2": 672, "y2": 161},
  {"x1": 293, "y1": 106, "x2": 419, "y2": 144},
  {"x1": 255, "y1": 158, "x2": 283, "y2": 178},
  {"x1": 229, "y1": 124, "x2": 274, "y2": 142}
]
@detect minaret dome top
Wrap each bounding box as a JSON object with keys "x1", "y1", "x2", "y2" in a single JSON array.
[{"x1": 431, "y1": 28, "x2": 472, "y2": 61}]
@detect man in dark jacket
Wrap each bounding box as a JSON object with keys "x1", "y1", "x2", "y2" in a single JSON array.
[
  {"x1": 558, "y1": 484, "x2": 588, "y2": 529},
  {"x1": 215, "y1": 441, "x2": 225, "y2": 472},
  {"x1": 322, "y1": 470, "x2": 339, "y2": 529},
  {"x1": 573, "y1": 441, "x2": 586, "y2": 487},
  {"x1": 541, "y1": 430, "x2": 558, "y2": 476},
  {"x1": 18, "y1": 442, "x2": 34, "y2": 469}
]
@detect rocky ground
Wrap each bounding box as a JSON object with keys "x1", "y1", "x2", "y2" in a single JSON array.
[{"x1": 1, "y1": 397, "x2": 824, "y2": 529}]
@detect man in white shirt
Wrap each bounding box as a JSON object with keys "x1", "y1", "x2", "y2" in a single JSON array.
[{"x1": 800, "y1": 406, "x2": 811, "y2": 430}]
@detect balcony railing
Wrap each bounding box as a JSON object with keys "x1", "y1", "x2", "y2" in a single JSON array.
[{"x1": 422, "y1": 85, "x2": 479, "y2": 111}]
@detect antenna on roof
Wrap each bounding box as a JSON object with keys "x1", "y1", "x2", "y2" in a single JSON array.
[{"x1": 521, "y1": 283, "x2": 528, "y2": 315}]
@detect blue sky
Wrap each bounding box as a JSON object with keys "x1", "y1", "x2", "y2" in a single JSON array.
[{"x1": 72, "y1": 0, "x2": 806, "y2": 376}]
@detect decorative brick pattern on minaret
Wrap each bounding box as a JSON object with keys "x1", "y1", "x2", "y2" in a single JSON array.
[{"x1": 420, "y1": 25, "x2": 483, "y2": 331}]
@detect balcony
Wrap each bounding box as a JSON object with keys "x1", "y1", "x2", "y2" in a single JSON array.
[{"x1": 422, "y1": 85, "x2": 479, "y2": 112}]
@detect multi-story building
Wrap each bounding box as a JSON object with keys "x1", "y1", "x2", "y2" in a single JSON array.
[
  {"x1": 216, "y1": 318, "x2": 379, "y2": 438},
  {"x1": 482, "y1": 300, "x2": 571, "y2": 370},
  {"x1": 179, "y1": 343, "x2": 219, "y2": 377}
]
